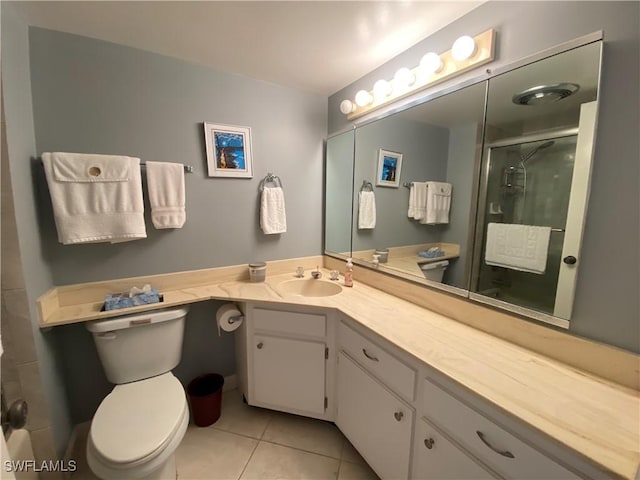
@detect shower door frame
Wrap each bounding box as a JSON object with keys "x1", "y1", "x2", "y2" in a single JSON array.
[{"x1": 470, "y1": 126, "x2": 584, "y2": 329}]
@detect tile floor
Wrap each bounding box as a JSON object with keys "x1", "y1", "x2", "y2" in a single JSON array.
[{"x1": 71, "y1": 389, "x2": 379, "y2": 480}]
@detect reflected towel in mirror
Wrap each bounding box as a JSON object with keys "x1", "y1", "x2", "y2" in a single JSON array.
[{"x1": 358, "y1": 191, "x2": 376, "y2": 229}]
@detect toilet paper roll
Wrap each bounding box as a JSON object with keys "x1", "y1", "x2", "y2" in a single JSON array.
[{"x1": 216, "y1": 303, "x2": 244, "y2": 336}]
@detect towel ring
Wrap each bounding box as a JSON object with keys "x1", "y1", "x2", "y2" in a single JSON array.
[
  {"x1": 259, "y1": 172, "x2": 283, "y2": 192},
  {"x1": 360, "y1": 180, "x2": 374, "y2": 192}
]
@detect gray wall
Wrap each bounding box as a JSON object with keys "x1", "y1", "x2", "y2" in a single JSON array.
[
  {"x1": 1, "y1": 4, "x2": 73, "y2": 458},
  {"x1": 352, "y1": 116, "x2": 448, "y2": 251},
  {"x1": 29, "y1": 27, "x2": 326, "y2": 285},
  {"x1": 329, "y1": 1, "x2": 640, "y2": 353}
]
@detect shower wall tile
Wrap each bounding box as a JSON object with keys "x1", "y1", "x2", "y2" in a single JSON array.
[
  {"x1": 18, "y1": 362, "x2": 50, "y2": 431},
  {"x1": 2, "y1": 289, "x2": 37, "y2": 365}
]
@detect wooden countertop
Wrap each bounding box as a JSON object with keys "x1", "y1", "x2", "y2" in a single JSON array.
[{"x1": 37, "y1": 261, "x2": 639, "y2": 479}]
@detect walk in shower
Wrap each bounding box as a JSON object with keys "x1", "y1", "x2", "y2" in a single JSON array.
[{"x1": 474, "y1": 134, "x2": 577, "y2": 315}]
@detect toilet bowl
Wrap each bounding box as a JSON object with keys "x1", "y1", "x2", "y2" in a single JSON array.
[
  {"x1": 87, "y1": 373, "x2": 188, "y2": 480},
  {"x1": 86, "y1": 307, "x2": 190, "y2": 480}
]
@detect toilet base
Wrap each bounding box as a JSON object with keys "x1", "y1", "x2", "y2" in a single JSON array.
[{"x1": 141, "y1": 454, "x2": 176, "y2": 480}]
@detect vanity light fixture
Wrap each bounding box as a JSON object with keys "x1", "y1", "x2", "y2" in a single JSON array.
[
  {"x1": 340, "y1": 29, "x2": 495, "y2": 120},
  {"x1": 373, "y1": 79, "x2": 392, "y2": 100},
  {"x1": 355, "y1": 89, "x2": 373, "y2": 107},
  {"x1": 393, "y1": 67, "x2": 416, "y2": 91},
  {"x1": 451, "y1": 35, "x2": 477, "y2": 61},
  {"x1": 340, "y1": 99, "x2": 356, "y2": 114},
  {"x1": 419, "y1": 52, "x2": 444, "y2": 75}
]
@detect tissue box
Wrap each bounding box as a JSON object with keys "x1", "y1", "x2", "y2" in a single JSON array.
[{"x1": 103, "y1": 289, "x2": 161, "y2": 311}]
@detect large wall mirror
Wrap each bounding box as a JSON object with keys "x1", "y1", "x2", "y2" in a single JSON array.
[
  {"x1": 350, "y1": 82, "x2": 487, "y2": 293},
  {"x1": 324, "y1": 37, "x2": 602, "y2": 328}
]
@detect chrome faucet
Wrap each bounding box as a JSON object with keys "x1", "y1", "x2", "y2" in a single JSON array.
[{"x1": 311, "y1": 266, "x2": 322, "y2": 279}]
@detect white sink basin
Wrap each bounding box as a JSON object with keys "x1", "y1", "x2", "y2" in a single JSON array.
[{"x1": 278, "y1": 279, "x2": 343, "y2": 297}]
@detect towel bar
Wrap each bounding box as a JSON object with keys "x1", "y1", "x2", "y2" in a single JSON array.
[
  {"x1": 360, "y1": 180, "x2": 374, "y2": 192},
  {"x1": 140, "y1": 162, "x2": 193, "y2": 173},
  {"x1": 259, "y1": 172, "x2": 283, "y2": 191}
]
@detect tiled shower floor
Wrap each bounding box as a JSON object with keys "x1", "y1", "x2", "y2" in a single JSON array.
[{"x1": 71, "y1": 389, "x2": 379, "y2": 480}]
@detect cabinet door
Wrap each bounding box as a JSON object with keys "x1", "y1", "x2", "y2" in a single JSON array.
[
  {"x1": 413, "y1": 418, "x2": 497, "y2": 479},
  {"x1": 337, "y1": 352, "x2": 413, "y2": 480},
  {"x1": 253, "y1": 335, "x2": 326, "y2": 415}
]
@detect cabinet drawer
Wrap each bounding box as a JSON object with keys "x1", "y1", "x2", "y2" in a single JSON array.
[
  {"x1": 339, "y1": 322, "x2": 415, "y2": 401},
  {"x1": 253, "y1": 308, "x2": 326, "y2": 337},
  {"x1": 423, "y1": 378, "x2": 580, "y2": 479},
  {"x1": 413, "y1": 417, "x2": 497, "y2": 479}
]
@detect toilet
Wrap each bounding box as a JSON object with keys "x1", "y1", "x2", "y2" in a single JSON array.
[
  {"x1": 420, "y1": 260, "x2": 449, "y2": 283},
  {"x1": 85, "y1": 307, "x2": 190, "y2": 480}
]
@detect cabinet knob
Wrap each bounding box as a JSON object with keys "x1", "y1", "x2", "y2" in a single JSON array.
[
  {"x1": 563, "y1": 255, "x2": 577, "y2": 265},
  {"x1": 394, "y1": 411, "x2": 404, "y2": 422},
  {"x1": 424, "y1": 438, "x2": 435, "y2": 450},
  {"x1": 257, "y1": 342, "x2": 264, "y2": 349}
]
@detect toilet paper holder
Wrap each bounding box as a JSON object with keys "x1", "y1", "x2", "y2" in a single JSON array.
[{"x1": 227, "y1": 315, "x2": 244, "y2": 324}]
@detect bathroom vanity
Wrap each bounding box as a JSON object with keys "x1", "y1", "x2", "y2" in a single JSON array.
[{"x1": 36, "y1": 258, "x2": 640, "y2": 480}]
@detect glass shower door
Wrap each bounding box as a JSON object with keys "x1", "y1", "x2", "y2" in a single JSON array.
[{"x1": 472, "y1": 98, "x2": 598, "y2": 325}]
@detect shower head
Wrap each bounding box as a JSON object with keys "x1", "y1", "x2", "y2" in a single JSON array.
[
  {"x1": 512, "y1": 83, "x2": 580, "y2": 106},
  {"x1": 520, "y1": 140, "x2": 554, "y2": 164}
]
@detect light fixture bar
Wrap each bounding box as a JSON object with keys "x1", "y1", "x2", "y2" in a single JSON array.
[{"x1": 346, "y1": 29, "x2": 495, "y2": 120}]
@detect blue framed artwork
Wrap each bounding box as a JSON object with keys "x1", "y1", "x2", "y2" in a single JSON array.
[
  {"x1": 376, "y1": 149, "x2": 403, "y2": 187},
  {"x1": 204, "y1": 122, "x2": 253, "y2": 178}
]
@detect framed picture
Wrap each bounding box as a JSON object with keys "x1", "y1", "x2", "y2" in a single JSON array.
[
  {"x1": 204, "y1": 122, "x2": 253, "y2": 178},
  {"x1": 376, "y1": 149, "x2": 403, "y2": 187}
]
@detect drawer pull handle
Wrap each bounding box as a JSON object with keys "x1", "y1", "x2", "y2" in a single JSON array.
[
  {"x1": 424, "y1": 438, "x2": 435, "y2": 449},
  {"x1": 257, "y1": 342, "x2": 264, "y2": 349},
  {"x1": 394, "y1": 411, "x2": 404, "y2": 422},
  {"x1": 476, "y1": 431, "x2": 515, "y2": 459},
  {"x1": 362, "y1": 348, "x2": 379, "y2": 362}
]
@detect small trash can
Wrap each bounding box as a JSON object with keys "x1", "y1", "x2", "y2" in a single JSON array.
[{"x1": 187, "y1": 373, "x2": 224, "y2": 427}]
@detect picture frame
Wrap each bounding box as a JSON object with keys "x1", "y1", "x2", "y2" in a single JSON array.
[
  {"x1": 204, "y1": 122, "x2": 253, "y2": 178},
  {"x1": 376, "y1": 149, "x2": 403, "y2": 187}
]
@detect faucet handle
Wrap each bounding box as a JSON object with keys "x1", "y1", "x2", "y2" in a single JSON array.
[{"x1": 311, "y1": 266, "x2": 322, "y2": 279}]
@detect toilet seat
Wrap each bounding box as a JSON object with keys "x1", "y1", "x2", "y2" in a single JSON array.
[{"x1": 90, "y1": 372, "x2": 187, "y2": 466}]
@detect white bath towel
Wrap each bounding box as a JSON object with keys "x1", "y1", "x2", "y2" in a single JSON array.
[
  {"x1": 422, "y1": 181, "x2": 452, "y2": 225},
  {"x1": 408, "y1": 182, "x2": 428, "y2": 220},
  {"x1": 260, "y1": 187, "x2": 287, "y2": 234},
  {"x1": 485, "y1": 223, "x2": 551, "y2": 274},
  {"x1": 358, "y1": 191, "x2": 376, "y2": 229},
  {"x1": 145, "y1": 161, "x2": 186, "y2": 229},
  {"x1": 42, "y1": 152, "x2": 146, "y2": 244}
]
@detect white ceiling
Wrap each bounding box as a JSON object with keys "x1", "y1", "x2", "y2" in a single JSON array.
[{"x1": 12, "y1": 1, "x2": 484, "y2": 96}]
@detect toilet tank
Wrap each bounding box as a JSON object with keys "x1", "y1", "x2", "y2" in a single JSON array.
[{"x1": 86, "y1": 306, "x2": 188, "y2": 384}]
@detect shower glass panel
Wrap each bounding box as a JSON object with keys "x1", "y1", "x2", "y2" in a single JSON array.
[{"x1": 477, "y1": 135, "x2": 577, "y2": 314}]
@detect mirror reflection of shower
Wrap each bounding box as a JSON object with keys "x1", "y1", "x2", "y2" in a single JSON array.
[{"x1": 480, "y1": 135, "x2": 577, "y2": 314}]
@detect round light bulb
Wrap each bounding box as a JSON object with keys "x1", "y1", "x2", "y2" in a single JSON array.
[
  {"x1": 419, "y1": 52, "x2": 443, "y2": 74},
  {"x1": 373, "y1": 79, "x2": 392, "y2": 100},
  {"x1": 355, "y1": 90, "x2": 373, "y2": 107},
  {"x1": 451, "y1": 35, "x2": 476, "y2": 61},
  {"x1": 339, "y1": 99, "x2": 355, "y2": 115},
  {"x1": 393, "y1": 67, "x2": 415, "y2": 90}
]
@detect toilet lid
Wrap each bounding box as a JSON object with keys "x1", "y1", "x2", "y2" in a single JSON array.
[{"x1": 91, "y1": 372, "x2": 186, "y2": 465}]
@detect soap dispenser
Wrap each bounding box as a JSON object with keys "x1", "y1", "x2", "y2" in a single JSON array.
[{"x1": 344, "y1": 258, "x2": 354, "y2": 287}]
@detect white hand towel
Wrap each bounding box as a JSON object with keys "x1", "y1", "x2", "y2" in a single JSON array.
[
  {"x1": 358, "y1": 191, "x2": 376, "y2": 229},
  {"x1": 145, "y1": 161, "x2": 186, "y2": 229},
  {"x1": 410, "y1": 182, "x2": 428, "y2": 220},
  {"x1": 42, "y1": 152, "x2": 146, "y2": 244},
  {"x1": 422, "y1": 181, "x2": 452, "y2": 224},
  {"x1": 485, "y1": 223, "x2": 551, "y2": 274},
  {"x1": 261, "y1": 187, "x2": 287, "y2": 234}
]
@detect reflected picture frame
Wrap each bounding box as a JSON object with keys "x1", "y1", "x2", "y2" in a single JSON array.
[
  {"x1": 204, "y1": 122, "x2": 253, "y2": 178},
  {"x1": 376, "y1": 149, "x2": 403, "y2": 187}
]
